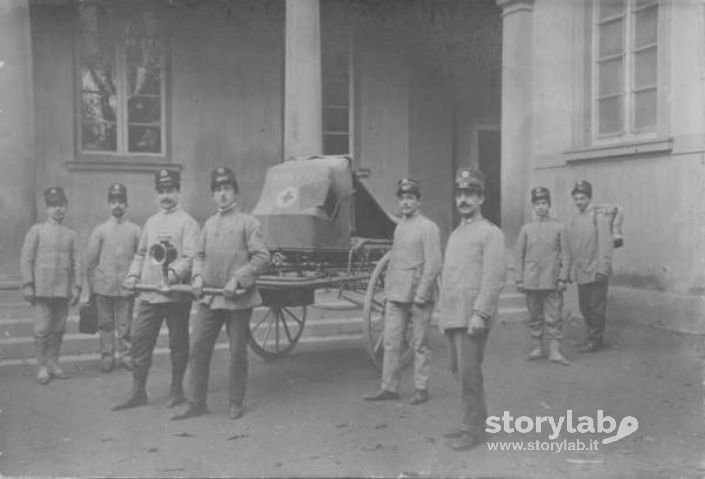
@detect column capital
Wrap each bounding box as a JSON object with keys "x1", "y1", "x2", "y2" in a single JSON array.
[{"x1": 496, "y1": 0, "x2": 534, "y2": 17}]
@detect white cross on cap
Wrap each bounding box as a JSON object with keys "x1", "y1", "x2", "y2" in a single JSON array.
[{"x1": 461, "y1": 170, "x2": 470, "y2": 178}]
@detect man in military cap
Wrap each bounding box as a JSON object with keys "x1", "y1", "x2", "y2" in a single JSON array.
[
  {"x1": 172, "y1": 166, "x2": 270, "y2": 421},
  {"x1": 566, "y1": 180, "x2": 613, "y2": 352},
  {"x1": 20, "y1": 187, "x2": 83, "y2": 384},
  {"x1": 515, "y1": 187, "x2": 570, "y2": 365},
  {"x1": 113, "y1": 169, "x2": 200, "y2": 410},
  {"x1": 85, "y1": 184, "x2": 141, "y2": 373},
  {"x1": 364, "y1": 177, "x2": 442, "y2": 405},
  {"x1": 438, "y1": 168, "x2": 506, "y2": 451}
]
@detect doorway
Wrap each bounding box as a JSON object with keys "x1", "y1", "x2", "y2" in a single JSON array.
[{"x1": 477, "y1": 127, "x2": 501, "y2": 227}]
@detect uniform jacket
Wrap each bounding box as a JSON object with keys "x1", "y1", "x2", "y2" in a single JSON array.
[
  {"x1": 193, "y1": 205, "x2": 270, "y2": 310},
  {"x1": 438, "y1": 216, "x2": 506, "y2": 331},
  {"x1": 86, "y1": 216, "x2": 141, "y2": 297},
  {"x1": 20, "y1": 221, "x2": 83, "y2": 298},
  {"x1": 514, "y1": 217, "x2": 570, "y2": 290},
  {"x1": 384, "y1": 211, "x2": 442, "y2": 304},
  {"x1": 566, "y1": 206, "x2": 613, "y2": 285},
  {"x1": 127, "y1": 206, "x2": 200, "y2": 303}
]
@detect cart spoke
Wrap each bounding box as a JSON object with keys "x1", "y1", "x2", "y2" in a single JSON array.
[
  {"x1": 252, "y1": 308, "x2": 273, "y2": 333},
  {"x1": 280, "y1": 311, "x2": 294, "y2": 342},
  {"x1": 373, "y1": 332, "x2": 384, "y2": 355},
  {"x1": 282, "y1": 306, "x2": 305, "y2": 326}
]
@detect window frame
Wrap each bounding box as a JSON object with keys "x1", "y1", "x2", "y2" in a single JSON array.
[
  {"x1": 72, "y1": 1, "x2": 170, "y2": 165},
  {"x1": 590, "y1": 0, "x2": 662, "y2": 144},
  {"x1": 321, "y1": 28, "x2": 355, "y2": 158}
]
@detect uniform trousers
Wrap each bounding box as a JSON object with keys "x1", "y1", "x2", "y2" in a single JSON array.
[
  {"x1": 95, "y1": 295, "x2": 134, "y2": 361},
  {"x1": 577, "y1": 280, "x2": 609, "y2": 343},
  {"x1": 33, "y1": 298, "x2": 69, "y2": 365},
  {"x1": 187, "y1": 305, "x2": 251, "y2": 407},
  {"x1": 381, "y1": 301, "x2": 433, "y2": 393},
  {"x1": 446, "y1": 327, "x2": 488, "y2": 438},
  {"x1": 525, "y1": 290, "x2": 563, "y2": 340}
]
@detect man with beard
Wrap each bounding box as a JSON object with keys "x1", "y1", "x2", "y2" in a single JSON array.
[
  {"x1": 438, "y1": 168, "x2": 506, "y2": 451},
  {"x1": 364, "y1": 178, "x2": 442, "y2": 405},
  {"x1": 20, "y1": 187, "x2": 82, "y2": 384},
  {"x1": 113, "y1": 169, "x2": 200, "y2": 411},
  {"x1": 566, "y1": 180, "x2": 613, "y2": 352},
  {"x1": 172, "y1": 166, "x2": 269, "y2": 421},
  {"x1": 85, "y1": 184, "x2": 141, "y2": 373}
]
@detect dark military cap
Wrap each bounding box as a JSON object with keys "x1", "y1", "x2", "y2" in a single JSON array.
[
  {"x1": 44, "y1": 186, "x2": 67, "y2": 206},
  {"x1": 531, "y1": 186, "x2": 551, "y2": 203},
  {"x1": 211, "y1": 166, "x2": 239, "y2": 192},
  {"x1": 107, "y1": 183, "x2": 127, "y2": 202},
  {"x1": 154, "y1": 168, "x2": 180, "y2": 190},
  {"x1": 455, "y1": 168, "x2": 485, "y2": 193},
  {"x1": 571, "y1": 180, "x2": 592, "y2": 198},
  {"x1": 396, "y1": 177, "x2": 421, "y2": 198}
]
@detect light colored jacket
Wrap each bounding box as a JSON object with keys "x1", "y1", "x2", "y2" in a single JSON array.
[
  {"x1": 438, "y1": 216, "x2": 506, "y2": 330},
  {"x1": 193, "y1": 206, "x2": 270, "y2": 310},
  {"x1": 20, "y1": 221, "x2": 82, "y2": 298},
  {"x1": 127, "y1": 206, "x2": 200, "y2": 303},
  {"x1": 86, "y1": 216, "x2": 141, "y2": 297},
  {"x1": 384, "y1": 211, "x2": 442, "y2": 304},
  {"x1": 566, "y1": 206, "x2": 613, "y2": 285},
  {"x1": 515, "y1": 217, "x2": 570, "y2": 290}
]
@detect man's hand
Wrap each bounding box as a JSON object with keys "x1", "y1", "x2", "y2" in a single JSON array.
[
  {"x1": 223, "y1": 278, "x2": 240, "y2": 298},
  {"x1": 467, "y1": 314, "x2": 486, "y2": 337},
  {"x1": 595, "y1": 273, "x2": 608, "y2": 283},
  {"x1": 412, "y1": 297, "x2": 427, "y2": 307},
  {"x1": 69, "y1": 286, "x2": 81, "y2": 307},
  {"x1": 516, "y1": 282, "x2": 525, "y2": 294},
  {"x1": 192, "y1": 276, "x2": 204, "y2": 298},
  {"x1": 23, "y1": 286, "x2": 35, "y2": 305},
  {"x1": 557, "y1": 280, "x2": 567, "y2": 292},
  {"x1": 167, "y1": 270, "x2": 179, "y2": 285},
  {"x1": 122, "y1": 276, "x2": 138, "y2": 291}
]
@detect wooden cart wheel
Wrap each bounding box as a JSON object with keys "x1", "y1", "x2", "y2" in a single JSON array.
[
  {"x1": 248, "y1": 304, "x2": 307, "y2": 360},
  {"x1": 362, "y1": 252, "x2": 413, "y2": 372}
]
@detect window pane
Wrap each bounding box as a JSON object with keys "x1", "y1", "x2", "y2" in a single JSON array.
[
  {"x1": 599, "y1": 0, "x2": 626, "y2": 20},
  {"x1": 323, "y1": 82, "x2": 349, "y2": 106},
  {"x1": 129, "y1": 126, "x2": 161, "y2": 153},
  {"x1": 598, "y1": 59, "x2": 623, "y2": 97},
  {"x1": 128, "y1": 96, "x2": 161, "y2": 124},
  {"x1": 323, "y1": 107, "x2": 349, "y2": 133},
  {"x1": 323, "y1": 134, "x2": 349, "y2": 155},
  {"x1": 634, "y1": 47, "x2": 657, "y2": 89},
  {"x1": 82, "y1": 122, "x2": 117, "y2": 151},
  {"x1": 78, "y1": 3, "x2": 112, "y2": 33},
  {"x1": 81, "y1": 92, "x2": 117, "y2": 123},
  {"x1": 127, "y1": 63, "x2": 162, "y2": 96},
  {"x1": 599, "y1": 19, "x2": 624, "y2": 58},
  {"x1": 598, "y1": 97, "x2": 623, "y2": 135},
  {"x1": 634, "y1": 5, "x2": 658, "y2": 48},
  {"x1": 634, "y1": 89, "x2": 657, "y2": 130},
  {"x1": 126, "y1": 37, "x2": 163, "y2": 96}
]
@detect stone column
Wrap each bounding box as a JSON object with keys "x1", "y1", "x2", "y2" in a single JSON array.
[
  {"x1": 0, "y1": 0, "x2": 36, "y2": 280},
  {"x1": 497, "y1": 0, "x2": 533, "y2": 246},
  {"x1": 284, "y1": 0, "x2": 322, "y2": 160}
]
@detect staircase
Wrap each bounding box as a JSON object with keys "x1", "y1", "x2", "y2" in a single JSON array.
[{"x1": 0, "y1": 288, "x2": 526, "y2": 367}]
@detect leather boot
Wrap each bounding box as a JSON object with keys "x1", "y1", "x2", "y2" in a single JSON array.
[
  {"x1": 548, "y1": 339, "x2": 570, "y2": 366},
  {"x1": 35, "y1": 338, "x2": 50, "y2": 385},
  {"x1": 166, "y1": 361, "x2": 186, "y2": 408},
  {"x1": 112, "y1": 369, "x2": 148, "y2": 411},
  {"x1": 46, "y1": 333, "x2": 68, "y2": 379},
  {"x1": 527, "y1": 337, "x2": 544, "y2": 361}
]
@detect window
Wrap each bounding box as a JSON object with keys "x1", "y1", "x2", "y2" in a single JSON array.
[
  {"x1": 76, "y1": 2, "x2": 166, "y2": 156},
  {"x1": 321, "y1": 30, "x2": 353, "y2": 156},
  {"x1": 593, "y1": 0, "x2": 658, "y2": 138}
]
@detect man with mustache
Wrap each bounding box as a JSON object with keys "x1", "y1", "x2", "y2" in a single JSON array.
[
  {"x1": 364, "y1": 178, "x2": 442, "y2": 405},
  {"x1": 438, "y1": 168, "x2": 506, "y2": 451},
  {"x1": 85, "y1": 184, "x2": 141, "y2": 373},
  {"x1": 113, "y1": 169, "x2": 200, "y2": 411},
  {"x1": 20, "y1": 187, "x2": 83, "y2": 384}
]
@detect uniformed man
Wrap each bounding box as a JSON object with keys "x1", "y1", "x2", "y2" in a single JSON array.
[
  {"x1": 364, "y1": 178, "x2": 442, "y2": 405},
  {"x1": 566, "y1": 180, "x2": 613, "y2": 352},
  {"x1": 85, "y1": 184, "x2": 141, "y2": 373},
  {"x1": 438, "y1": 168, "x2": 506, "y2": 451},
  {"x1": 20, "y1": 187, "x2": 82, "y2": 384},
  {"x1": 172, "y1": 166, "x2": 270, "y2": 421},
  {"x1": 515, "y1": 187, "x2": 570, "y2": 365},
  {"x1": 113, "y1": 169, "x2": 200, "y2": 410}
]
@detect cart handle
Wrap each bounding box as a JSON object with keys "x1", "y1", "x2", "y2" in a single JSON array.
[{"x1": 134, "y1": 284, "x2": 245, "y2": 297}]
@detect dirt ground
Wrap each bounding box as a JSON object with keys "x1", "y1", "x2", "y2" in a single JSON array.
[{"x1": 1, "y1": 315, "x2": 704, "y2": 479}]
